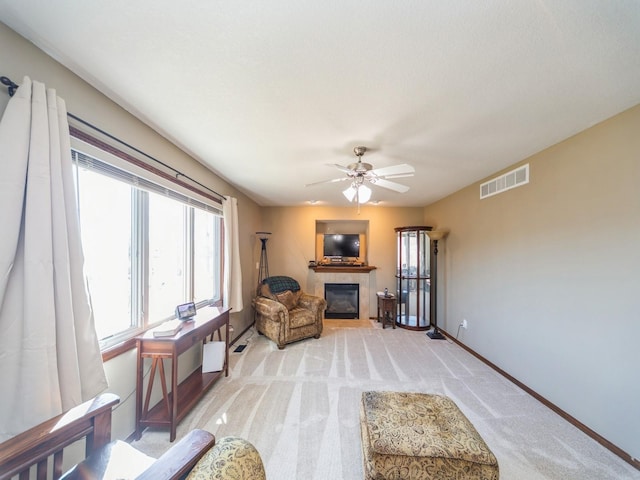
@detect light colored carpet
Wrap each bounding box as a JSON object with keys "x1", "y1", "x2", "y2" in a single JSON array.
[{"x1": 132, "y1": 320, "x2": 639, "y2": 479}]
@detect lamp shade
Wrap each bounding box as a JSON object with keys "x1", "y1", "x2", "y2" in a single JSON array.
[
  {"x1": 358, "y1": 184, "x2": 372, "y2": 203},
  {"x1": 343, "y1": 183, "x2": 372, "y2": 204},
  {"x1": 426, "y1": 229, "x2": 449, "y2": 241},
  {"x1": 343, "y1": 185, "x2": 357, "y2": 202}
]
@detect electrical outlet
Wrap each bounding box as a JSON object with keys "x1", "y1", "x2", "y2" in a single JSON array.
[{"x1": 462, "y1": 319, "x2": 468, "y2": 329}]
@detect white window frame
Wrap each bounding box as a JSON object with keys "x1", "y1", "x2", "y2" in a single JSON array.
[{"x1": 71, "y1": 139, "x2": 224, "y2": 350}]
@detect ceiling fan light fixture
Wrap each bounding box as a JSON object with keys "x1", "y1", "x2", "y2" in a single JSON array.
[
  {"x1": 358, "y1": 184, "x2": 372, "y2": 203},
  {"x1": 342, "y1": 185, "x2": 357, "y2": 202},
  {"x1": 343, "y1": 183, "x2": 372, "y2": 204}
]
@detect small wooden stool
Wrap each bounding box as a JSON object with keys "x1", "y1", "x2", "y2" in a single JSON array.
[{"x1": 376, "y1": 293, "x2": 396, "y2": 329}]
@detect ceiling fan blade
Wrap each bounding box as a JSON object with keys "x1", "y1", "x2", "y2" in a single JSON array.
[
  {"x1": 382, "y1": 173, "x2": 414, "y2": 180},
  {"x1": 371, "y1": 178, "x2": 410, "y2": 193},
  {"x1": 370, "y1": 163, "x2": 415, "y2": 178},
  {"x1": 305, "y1": 177, "x2": 350, "y2": 187},
  {"x1": 332, "y1": 163, "x2": 352, "y2": 174}
]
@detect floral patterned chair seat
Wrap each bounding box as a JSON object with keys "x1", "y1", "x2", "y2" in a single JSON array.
[{"x1": 186, "y1": 436, "x2": 266, "y2": 480}]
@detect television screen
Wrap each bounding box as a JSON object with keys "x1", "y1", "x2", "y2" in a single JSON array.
[{"x1": 323, "y1": 234, "x2": 360, "y2": 258}]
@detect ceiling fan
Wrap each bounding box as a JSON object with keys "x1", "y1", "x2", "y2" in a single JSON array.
[{"x1": 306, "y1": 146, "x2": 415, "y2": 208}]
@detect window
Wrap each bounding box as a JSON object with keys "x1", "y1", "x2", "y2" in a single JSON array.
[
  {"x1": 76, "y1": 168, "x2": 134, "y2": 341},
  {"x1": 73, "y1": 149, "x2": 223, "y2": 349},
  {"x1": 148, "y1": 193, "x2": 188, "y2": 322},
  {"x1": 193, "y1": 207, "x2": 220, "y2": 302}
]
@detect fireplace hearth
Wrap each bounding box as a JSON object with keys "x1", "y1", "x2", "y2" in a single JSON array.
[{"x1": 324, "y1": 283, "x2": 359, "y2": 319}]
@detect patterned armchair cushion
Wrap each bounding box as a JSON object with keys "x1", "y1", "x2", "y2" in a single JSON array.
[
  {"x1": 297, "y1": 292, "x2": 325, "y2": 311},
  {"x1": 258, "y1": 282, "x2": 278, "y2": 301},
  {"x1": 288, "y1": 307, "x2": 317, "y2": 328},
  {"x1": 186, "y1": 436, "x2": 266, "y2": 480},
  {"x1": 260, "y1": 277, "x2": 303, "y2": 310},
  {"x1": 275, "y1": 289, "x2": 302, "y2": 310}
]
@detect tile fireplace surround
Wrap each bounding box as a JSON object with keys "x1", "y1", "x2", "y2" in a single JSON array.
[{"x1": 311, "y1": 269, "x2": 372, "y2": 320}]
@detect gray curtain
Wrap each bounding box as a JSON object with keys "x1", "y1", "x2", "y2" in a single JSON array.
[{"x1": 0, "y1": 77, "x2": 107, "y2": 441}]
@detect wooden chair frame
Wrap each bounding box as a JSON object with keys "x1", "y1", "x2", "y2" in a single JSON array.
[{"x1": 0, "y1": 393, "x2": 215, "y2": 480}]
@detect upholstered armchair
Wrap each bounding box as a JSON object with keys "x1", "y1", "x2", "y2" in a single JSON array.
[{"x1": 253, "y1": 276, "x2": 326, "y2": 349}]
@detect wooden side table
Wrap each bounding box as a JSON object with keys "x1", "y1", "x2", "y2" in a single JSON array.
[
  {"x1": 135, "y1": 306, "x2": 230, "y2": 442},
  {"x1": 376, "y1": 293, "x2": 397, "y2": 329}
]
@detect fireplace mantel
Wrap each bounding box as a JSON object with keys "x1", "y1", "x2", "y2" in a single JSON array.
[{"x1": 310, "y1": 265, "x2": 376, "y2": 273}]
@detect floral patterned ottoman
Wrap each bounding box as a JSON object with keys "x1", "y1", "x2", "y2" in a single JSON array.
[{"x1": 360, "y1": 391, "x2": 499, "y2": 479}]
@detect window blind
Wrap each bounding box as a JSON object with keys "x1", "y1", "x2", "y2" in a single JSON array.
[{"x1": 72, "y1": 149, "x2": 222, "y2": 215}]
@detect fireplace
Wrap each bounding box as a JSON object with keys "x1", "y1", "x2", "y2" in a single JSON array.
[
  {"x1": 324, "y1": 283, "x2": 359, "y2": 319},
  {"x1": 312, "y1": 269, "x2": 372, "y2": 320}
]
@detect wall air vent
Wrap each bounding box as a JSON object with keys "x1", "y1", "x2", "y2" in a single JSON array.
[{"x1": 480, "y1": 163, "x2": 529, "y2": 199}]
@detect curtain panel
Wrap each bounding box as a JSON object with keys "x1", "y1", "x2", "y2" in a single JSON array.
[
  {"x1": 223, "y1": 196, "x2": 243, "y2": 312},
  {"x1": 0, "y1": 77, "x2": 107, "y2": 441}
]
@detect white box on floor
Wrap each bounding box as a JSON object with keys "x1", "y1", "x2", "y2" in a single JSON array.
[{"x1": 202, "y1": 341, "x2": 225, "y2": 372}]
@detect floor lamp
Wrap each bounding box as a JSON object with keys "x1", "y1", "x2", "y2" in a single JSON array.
[
  {"x1": 426, "y1": 229, "x2": 449, "y2": 340},
  {"x1": 254, "y1": 232, "x2": 272, "y2": 325},
  {"x1": 256, "y1": 231, "x2": 272, "y2": 287}
]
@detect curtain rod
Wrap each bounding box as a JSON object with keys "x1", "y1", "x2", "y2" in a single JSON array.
[
  {"x1": 1, "y1": 76, "x2": 19, "y2": 96},
  {"x1": 1, "y1": 75, "x2": 225, "y2": 202}
]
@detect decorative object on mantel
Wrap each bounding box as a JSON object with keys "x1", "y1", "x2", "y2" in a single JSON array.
[
  {"x1": 395, "y1": 226, "x2": 433, "y2": 331},
  {"x1": 305, "y1": 146, "x2": 414, "y2": 213},
  {"x1": 426, "y1": 229, "x2": 450, "y2": 340}
]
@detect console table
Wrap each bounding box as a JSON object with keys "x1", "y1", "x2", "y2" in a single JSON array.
[{"x1": 135, "y1": 306, "x2": 230, "y2": 441}]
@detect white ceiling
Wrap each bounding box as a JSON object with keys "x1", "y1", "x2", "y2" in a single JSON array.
[{"x1": 2, "y1": 1, "x2": 640, "y2": 207}]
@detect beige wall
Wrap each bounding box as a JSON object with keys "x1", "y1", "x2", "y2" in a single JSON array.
[
  {"x1": 424, "y1": 104, "x2": 640, "y2": 460},
  {"x1": 1, "y1": 22, "x2": 262, "y2": 441},
  {"x1": 260, "y1": 206, "x2": 425, "y2": 311}
]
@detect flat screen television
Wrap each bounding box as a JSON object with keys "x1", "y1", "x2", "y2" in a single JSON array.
[{"x1": 323, "y1": 234, "x2": 360, "y2": 258}]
